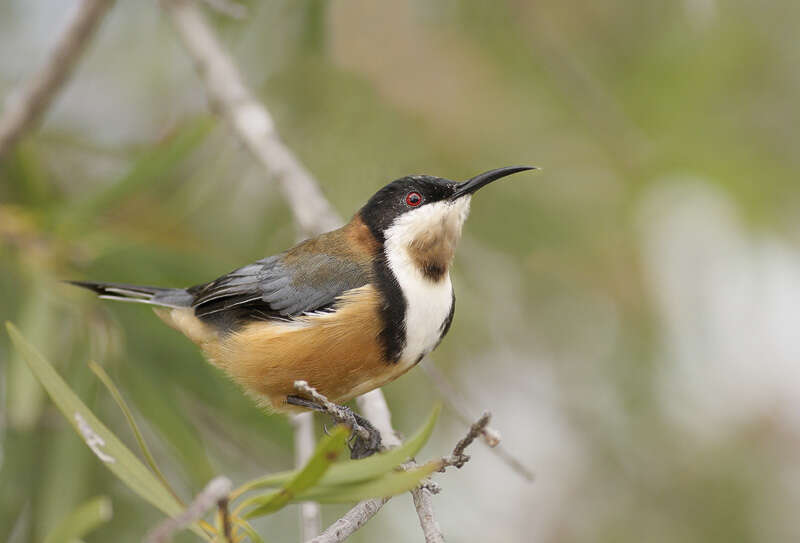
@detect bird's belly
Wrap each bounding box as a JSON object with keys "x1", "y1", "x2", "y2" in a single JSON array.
[{"x1": 202, "y1": 285, "x2": 411, "y2": 412}]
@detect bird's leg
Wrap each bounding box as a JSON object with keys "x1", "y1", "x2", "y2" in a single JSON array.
[{"x1": 286, "y1": 394, "x2": 383, "y2": 459}]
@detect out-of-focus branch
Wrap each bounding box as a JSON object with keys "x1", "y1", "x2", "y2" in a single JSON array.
[
  {"x1": 356, "y1": 389, "x2": 401, "y2": 448},
  {"x1": 0, "y1": 0, "x2": 113, "y2": 159},
  {"x1": 292, "y1": 412, "x2": 321, "y2": 540},
  {"x1": 307, "y1": 497, "x2": 390, "y2": 543},
  {"x1": 421, "y1": 362, "x2": 501, "y2": 447},
  {"x1": 421, "y1": 361, "x2": 535, "y2": 481},
  {"x1": 161, "y1": 0, "x2": 341, "y2": 236},
  {"x1": 409, "y1": 412, "x2": 491, "y2": 543},
  {"x1": 145, "y1": 476, "x2": 232, "y2": 543}
]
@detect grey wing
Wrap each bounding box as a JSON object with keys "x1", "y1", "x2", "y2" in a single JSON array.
[{"x1": 188, "y1": 253, "x2": 370, "y2": 324}]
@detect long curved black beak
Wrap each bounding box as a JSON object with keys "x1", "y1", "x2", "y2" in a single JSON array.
[{"x1": 450, "y1": 166, "x2": 538, "y2": 200}]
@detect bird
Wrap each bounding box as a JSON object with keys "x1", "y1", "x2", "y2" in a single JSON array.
[{"x1": 70, "y1": 166, "x2": 535, "y2": 455}]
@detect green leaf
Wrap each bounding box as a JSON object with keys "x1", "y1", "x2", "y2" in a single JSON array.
[
  {"x1": 5, "y1": 322, "x2": 210, "y2": 540},
  {"x1": 320, "y1": 403, "x2": 441, "y2": 486},
  {"x1": 88, "y1": 361, "x2": 184, "y2": 507},
  {"x1": 241, "y1": 425, "x2": 349, "y2": 519},
  {"x1": 43, "y1": 496, "x2": 112, "y2": 543},
  {"x1": 235, "y1": 519, "x2": 266, "y2": 543},
  {"x1": 234, "y1": 403, "x2": 441, "y2": 497},
  {"x1": 300, "y1": 460, "x2": 443, "y2": 504}
]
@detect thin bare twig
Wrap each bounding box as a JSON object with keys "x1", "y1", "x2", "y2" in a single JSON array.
[
  {"x1": 411, "y1": 487, "x2": 445, "y2": 543},
  {"x1": 307, "y1": 498, "x2": 390, "y2": 543},
  {"x1": 406, "y1": 414, "x2": 490, "y2": 543},
  {"x1": 0, "y1": 0, "x2": 113, "y2": 158},
  {"x1": 305, "y1": 407, "x2": 490, "y2": 543},
  {"x1": 421, "y1": 362, "x2": 501, "y2": 447},
  {"x1": 287, "y1": 382, "x2": 489, "y2": 543},
  {"x1": 145, "y1": 476, "x2": 232, "y2": 543},
  {"x1": 292, "y1": 412, "x2": 322, "y2": 540},
  {"x1": 421, "y1": 361, "x2": 535, "y2": 481},
  {"x1": 442, "y1": 412, "x2": 491, "y2": 470},
  {"x1": 294, "y1": 382, "x2": 488, "y2": 543}
]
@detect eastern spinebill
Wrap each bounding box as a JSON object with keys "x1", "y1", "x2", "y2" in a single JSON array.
[{"x1": 70, "y1": 166, "x2": 535, "y2": 444}]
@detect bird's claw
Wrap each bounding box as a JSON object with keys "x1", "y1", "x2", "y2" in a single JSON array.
[
  {"x1": 347, "y1": 411, "x2": 383, "y2": 459},
  {"x1": 285, "y1": 394, "x2": 382, "y2": 458}
]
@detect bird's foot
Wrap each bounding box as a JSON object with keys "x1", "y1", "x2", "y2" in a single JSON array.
[
  {"x1": 286, "y1": 395, "x2": 383, "y2": 459},
  {"x1": 347, "y1": 411, "x2": 382, "y2": 459}
]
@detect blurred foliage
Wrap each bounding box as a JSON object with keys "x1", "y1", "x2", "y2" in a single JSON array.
[
  {"x1": 7, "y1": 323, "x2": 441, "y2": 541},
  {"x1": 1, "y1": 1, "x2": 799, "y2": 542},
  {"x1": 43, "y1": 496, "x2": 112, "y2": 543}
]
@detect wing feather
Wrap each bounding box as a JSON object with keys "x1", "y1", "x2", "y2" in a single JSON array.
[{"x1": 188, "y1": 251, "x2": 371, "y2": 324}]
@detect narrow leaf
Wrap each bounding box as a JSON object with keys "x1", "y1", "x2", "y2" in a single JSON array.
[
  {"x1": 234, "y1": 403, "x2": 441, "y2": 497},
  {"x1": 5, "y1": 323, "x2": 210, "y2": 540},
  {"x1": 241, "y1": 426, "x2": 349, "y2": 519},
  {"x1": 235, "y1": 519, "x2": 265, "y2": 543},
  {"x1": 300, "y1": 460, "x2": 443, "y2": 504},
  {"x1": 43, "y1": 496, "x2": 112, "y2": 543},
  {"x1": 88, "y1": 360, "x2": 184, "y2": 506},
  {"x1": 320, "y1": 403, "x2": 441, "y2": 486}
]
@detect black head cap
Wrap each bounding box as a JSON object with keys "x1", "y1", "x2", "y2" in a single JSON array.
[
  {"x1": 359, "y1": 166, "x2": 536, "y2": 240},
  {"x1": 360, "y1": 175, "x2": 455, "y2": 240}
]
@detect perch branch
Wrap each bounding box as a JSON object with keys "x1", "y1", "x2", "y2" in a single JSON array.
[
  {"x1": 0, "y1": 0, "x2": 113, "y2": 159},
  {"x1": 145, "y1": 476, "x2": 232, "y2": 543},
  {"x1": 305, "y1": 407, "x2": 488, "y2": 543},
  {"x1": 411, "y1": 487, "x2": 445, "y2": 543},
  {"x1": 292, "y1": 384, "x2": 487, "y2": 543},
  {"x1": 306, "y1": 498, "x2": 390, "y2": 543},
  {"x1": 293, "y1": 380, "x2": 370, "y2": 441}
]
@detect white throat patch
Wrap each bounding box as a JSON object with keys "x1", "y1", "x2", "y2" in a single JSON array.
[{"x1": 383, "y1": 197, "x2": 471, "y2": 366}]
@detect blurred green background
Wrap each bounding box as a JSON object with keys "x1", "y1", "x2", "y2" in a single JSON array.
[{"x1": 2, "y1": 1, "x2": 800, "y2": 541}]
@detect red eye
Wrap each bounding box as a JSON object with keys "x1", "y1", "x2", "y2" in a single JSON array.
[{"x1": 405, "y1": 191, "x2": 422, "y2": 207}]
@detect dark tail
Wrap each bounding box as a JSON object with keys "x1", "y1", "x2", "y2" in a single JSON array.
[{"x1": 67, "y1": 281, "x2": 193, "y2": 308}]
